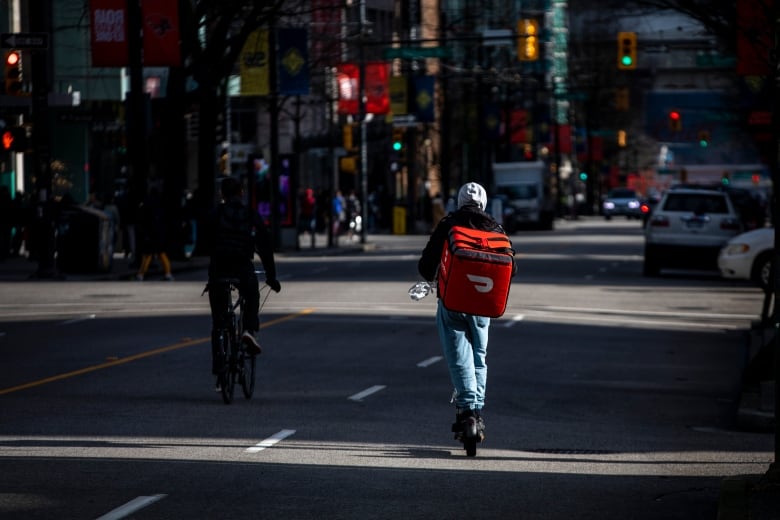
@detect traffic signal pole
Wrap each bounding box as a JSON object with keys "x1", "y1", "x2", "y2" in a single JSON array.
[{"x1": 30, "y1": 0, "x2": 55, "y2": 278}]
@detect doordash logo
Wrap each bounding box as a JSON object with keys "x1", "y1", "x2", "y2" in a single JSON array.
[{"x1": 466, "y1": 274, "x2": 493, "y2": 293}]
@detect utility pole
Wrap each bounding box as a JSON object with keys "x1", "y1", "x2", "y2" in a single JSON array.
[
  {"x1": 358, "y1": 0, "x2": 368, "y2": 244},
  {"x1": 30, "y1": 0, "x2": 54, "y2": 278},
  {"x1": 127, "y1": 0, "x2": 148, "y2": 205},
  {"x1": 770, "y1": 0, "x2": 780, "y2": 480}
]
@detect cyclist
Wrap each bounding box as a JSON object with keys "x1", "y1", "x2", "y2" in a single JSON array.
[{"x1": 205, "y1": 177, "x2": 281, "y2": 378}]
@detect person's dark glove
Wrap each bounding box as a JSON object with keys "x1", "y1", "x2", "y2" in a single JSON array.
[{"x1": 266, "y1": 279, "x2": 281, "y2": 293}]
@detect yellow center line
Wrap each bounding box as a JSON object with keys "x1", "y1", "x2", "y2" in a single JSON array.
[{"x1": 0, "y1": 308, "x2": 316, "y2": 396}]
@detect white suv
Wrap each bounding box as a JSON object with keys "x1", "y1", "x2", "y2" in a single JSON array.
[{"x1": 644, "y1": 188, "x2": 742, "y2": 276}]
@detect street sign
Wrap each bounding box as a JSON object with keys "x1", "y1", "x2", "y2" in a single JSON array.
[
  {"x1": 1, "y1": 33, "x2": 49, "y2": 49},
  {"x1": 383, "y1": 47, "x2": 451, "y2": 59}
]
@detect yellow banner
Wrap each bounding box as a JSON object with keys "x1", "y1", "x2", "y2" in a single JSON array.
[
  {"x1": 389, "y1": 76, "x2": 408, "y2": 116},
  {"x1": 240, "y1": 29, "x2": 269, "y2": 96}
]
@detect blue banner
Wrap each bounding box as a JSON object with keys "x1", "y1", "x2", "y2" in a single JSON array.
[
  {"x1": 277, "y1": 28, "x2": 310, "y2": 96},
  {"x1": 413, "y1": 76, "x2": 435, "y2": 123}
]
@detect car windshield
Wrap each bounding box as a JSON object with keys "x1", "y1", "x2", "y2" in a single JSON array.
[
  {"x1": 662, "y1": 193, "x2": 729, "y2": 214},
  {"x1": 497, "y1": 185, "x2": 538, "y2": 200},
  {"x1": 607, "y1": 189, "x2": 636, "y2": 199}
]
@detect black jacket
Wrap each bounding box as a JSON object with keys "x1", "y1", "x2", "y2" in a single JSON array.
[
  {"x1": 205, "y1": 197, "x2": 277, "y2": 280},
  {"x1": 418, "y1": 204, "x2": 516, "y2": 282}
]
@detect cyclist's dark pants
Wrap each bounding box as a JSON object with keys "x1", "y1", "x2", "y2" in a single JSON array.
[{"x1": 208, "y1": 260, "x2": 260, "y2": 332}]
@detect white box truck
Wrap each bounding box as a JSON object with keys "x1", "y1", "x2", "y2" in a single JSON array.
[{"x1": 492, "y1": 161, "x2": 555, "y2": 231}]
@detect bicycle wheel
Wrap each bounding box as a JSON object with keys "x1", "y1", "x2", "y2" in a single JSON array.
[
  {"x1": 220, "y1": 334, "x2": 236, "y2": 404},
  {"x1": 240, "y1": 350, "x2": 256, "y2": 399}
]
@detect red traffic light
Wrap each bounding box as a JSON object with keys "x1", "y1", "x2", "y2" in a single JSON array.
[
  {"x1": 5, "y1": 50, "x2": 19, "y2": 67},
  {"x1": 669, "y1": 111, "x2": 680, "y2": 121},
  {"x1": 2, "y1": 130, "x2": 13, "y2": 150},
  {"x1": 1, "y1": 126, "x2": 28, "y2": 152}
]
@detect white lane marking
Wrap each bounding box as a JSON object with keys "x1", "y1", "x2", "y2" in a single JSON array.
[
  {"x1": 502, "y1": 314, "x2": 525, "y2": 327},
  {"x1": 95, "y1": 494, "x2": 167, "y2": 520},
  {"x1": 61, "y1": 314, "x2": 96, "y2": 325},
  {"x1": 245, "y1": 429, "x2": 297, "y2": 453},
  {"x1": 348, "y1": 385, "x2": 386, "y2": 402},
  {"x1": 417, "y1": 356, "x2": 442, "y2": 368}
]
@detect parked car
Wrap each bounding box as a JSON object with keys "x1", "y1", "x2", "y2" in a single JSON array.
[
  {"x1": 718, "y1": 227, "x2": 774, "y2": 289},
  {"x1": 602, "y1": 188, "x2": 642, "y2": 220},
  {"x1": 644, "y1": 188, "x2": 743, "y2": 276}
]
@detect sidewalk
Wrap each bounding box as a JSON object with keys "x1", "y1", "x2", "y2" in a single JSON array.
[{"x1": 0, "y1": 232, "x2": 378, "y2": 282}]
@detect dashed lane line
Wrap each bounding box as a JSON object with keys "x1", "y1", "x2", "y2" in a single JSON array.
[
  {"x1": 417, "y1": 356, "x2": 443, "y2": 367},
  {"x1": 95, "y1": 494, "x2": 167, "y2": 520},
  {"x1": 245, "y1": 429, "x2": 297, "y2": 453},
  {"x1": 348, "y1": 385, "x2": 386, "y2": 402}
]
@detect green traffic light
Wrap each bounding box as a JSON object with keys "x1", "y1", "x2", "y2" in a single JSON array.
[
  {"x1": 579, "y1": 172, "x2": 588, "y2": 181},
  {"x1": 699, "y1": 140, "x2": 708, "y2": 148},
  {"x1": 621, "y1": 55, "x2": 633, "y2": 66},
  {"x1": 393, "y1": 141, "x2": 402, "y2": 151}
]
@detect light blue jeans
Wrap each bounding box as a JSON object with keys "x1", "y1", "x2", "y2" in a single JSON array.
[{"x1": 436, "y1": 299, "x2": 490, "y2": 411}]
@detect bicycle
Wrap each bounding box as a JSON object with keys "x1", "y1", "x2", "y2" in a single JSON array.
[{"x1": 205, "y1": 273, "x2": 269, "y2": 404}]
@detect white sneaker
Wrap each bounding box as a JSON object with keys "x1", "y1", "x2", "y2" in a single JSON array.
[
  {"x1": 164, "y1": 274, "x2": 174, "y2": 281},
  {"x1": 241, "y1": 331, "x2": 262, "y2": 355}
]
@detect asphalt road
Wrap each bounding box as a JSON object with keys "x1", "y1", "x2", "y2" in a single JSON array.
[{"x1": 0, "y1": 218, "x2": 773, "y2": 519}]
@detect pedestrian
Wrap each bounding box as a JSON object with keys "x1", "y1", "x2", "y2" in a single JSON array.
[
  {"x1": 332, "y1": 190, "x2": 346, "y2": 239},
  {"x1": 417, "y1": 182, "x2": 516, "y2": 443},
  {"x1": 298, "y1": 188, "x2": 317, "y2": 248},
  {"x1": 204, "y1": 176, "x2": 281, "y2": 381},
  {"x1": 135, "y1": 187, "x2": 173, "y2": 281}
]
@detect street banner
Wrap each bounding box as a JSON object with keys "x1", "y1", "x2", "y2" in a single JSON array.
[
  {"x1": 142, "y1": 0, "x2": 181, "y2": 67},
  {"x1": 311, "y1": 0, "x2": 341, "y2": 64},
  {"x1": 482, "y1": 102, "x2": 500, "y2": 139},
  {"x1": 365, "y1": 62, "x2": 389, "y2": 115},
  {"x1": 413, "y1": 75, "x2": 435, "y2": 122},
  {"x1": 277, "y1": 28, "x2": 310, "y2": 96},
  {"x1": 389, "y1": 76, "x2": 408, "y2": 116},
  {"x1": 510, "y1": 109, "x2": 530, "y2": 144},
  {"x1": 337, "y1": 62, "x2": 390, "y2": 115},
  {"x1": 241, "y1": 29, "x2": 270, "y2": 96},
  {"x1": 736, "y1": 0, "x2": 771, "y2": 76},
  {"x1": 337, "y1": 63, "x2": 359, "y2": 114},
  {"x1": 90, "y1": 0, "x2": 128, "y2": 67}
]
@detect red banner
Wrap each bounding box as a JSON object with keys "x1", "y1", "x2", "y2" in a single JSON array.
[
  {"x1": 365, "y1": 62, "x2": 389, "y2": 115},
  {"x1": 737, "y1": 0, "x2": 772, "y2": 75},
  {"x1": 90, "y1": 0, "x2": 128, "y2": 67},
  {"x1": 337, "y1": 62, "x2": 390, "y2": 115},
  {"x1": 337, "y1": 64, "x2": 359, "y2": 114},
  {"x1": 142, "y1": 0, "x2": 181, "y2": 67}
]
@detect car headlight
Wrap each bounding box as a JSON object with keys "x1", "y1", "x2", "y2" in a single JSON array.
[
  {"x1": 603, "y1": 201, "x2": 615, "y2": 210},
  {"x1": 628, "y1": 200, "x2": 640, "y2": 209},
  {"x1": 723, "y1": 243, "x2": 750, "y2": 256}
]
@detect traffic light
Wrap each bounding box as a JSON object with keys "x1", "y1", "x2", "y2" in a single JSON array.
[
  {"x1": 1, "y1": 126, "x2": 28, "y2": 152},
  {"x1": 342, "y1": 124, "x2": 355, "y2": 151},
  {"x1": 697, "y1": 130, "x2": 710, "y2": 148},
  {"x1": 4, "y1": 50, "x2": 22, "y2": 95},
  {"x1": 617, "y1": 130, "x2": 627, "y2": 147},
  {"x1": 578, "y1": 171, "x2": 588, "y2": 182},
  {"x1": 392, "y1": 127, "x2": 404, "y2": 152},
  {"x1": 668, "y1": 110, "x2": 682, "y2": 132},
  {"x1": 721, "y1": 173, "x2": 730, "y2": 186},
  {"x1": 518, "y1": 19, "x2": 539, "y2": 62},
  {"x1": 615, "y1": 87, "x2": 629, "y2": 111},
  {"x1": 617, "y1": 32, "x2": 637, "y2": 70}
]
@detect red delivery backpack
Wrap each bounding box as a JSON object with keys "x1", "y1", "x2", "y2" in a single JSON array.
[{"x1": 437, "y1": 226, "x2": 515, "y2": 318}]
